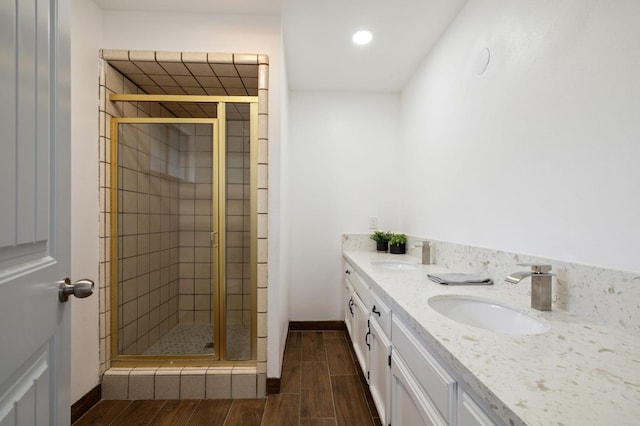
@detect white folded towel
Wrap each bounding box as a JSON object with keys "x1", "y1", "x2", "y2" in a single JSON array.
[{"x1": 427, "y1": 273, "x2": 493, "y2": 285}]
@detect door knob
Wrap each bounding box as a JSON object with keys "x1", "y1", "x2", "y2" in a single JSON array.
[{"x1": 58, "y1": 278, "x2": 95, "y2": 302}]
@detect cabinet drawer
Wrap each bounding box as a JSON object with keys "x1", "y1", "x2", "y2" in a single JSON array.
[
  {"x1": 392, "y1": 317, "x2": 456, "y2": 423},
  {"x1": 344, "y1": 263, "x2": 369, "y2": 306},
  {"x1": 370, "y1": 290, "x2": 391, "y2": 337}
]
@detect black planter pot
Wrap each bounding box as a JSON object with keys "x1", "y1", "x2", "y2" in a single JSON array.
[
  {"x1": 376, "y1": 241, "x2": 389, "y2": 252},
  {"x1": 389, "y1": 243, "x2": 406, "y2": 254}
]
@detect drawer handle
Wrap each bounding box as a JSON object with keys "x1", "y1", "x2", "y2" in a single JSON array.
[
  {"x1": 365, "y1": 328, "x2": 371, "y2": 349},
  {"x1": 345, "y1": 269, "x2": 351, "y2": 275},
  {"x1": 348, "y1": 298, "x2": 354, "y2": 315},
  {"x1": 372, "y1": 305, "x2": 381, "y2": 317}
]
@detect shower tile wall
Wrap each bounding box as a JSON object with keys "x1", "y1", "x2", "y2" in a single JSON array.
[
  {"x1": 117, "y1": 122, "x2": 181, "y2": 355},
  {"x1": 226, "y1": 120, "x2": 251, "y2": 328},
  {"x1": 178, "y1": 124, "x2": 214, "y2": 324},
  {"x1": 99, "y1": 62, "x2": 177, "y2": 370}
]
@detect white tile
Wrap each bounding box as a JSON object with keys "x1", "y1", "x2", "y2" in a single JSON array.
[
  {"x1": 231, "y1": 374, "x2": 257, "y2": 398},
  {"x1": 233, "y1": 54, "x2": 258, "y2": 65},
  {"x1": 101, "y1": 369, "x2": 131, "y2": 400},
  {"x1": 257, "y1": 288, "x2": 267, "y2": 313},
  {"x1": 257, "y1": 373, "x2": 267, "y2": 398},
  {"x1": 205, "y1": 369, "x2": 232, "y2": 399},
  {"x1": 258, "y1": 64, "x2": 269, "y2": 89},
  {"x1": 154, "y1": 372, "x2": 180, "y2": 399},
  {"x1": 128, "y1": 372, "x2": 155, "y2": 399},
  {"x1": 101, "y1": 49, "x2": 129, "y2": 62},
  {"x1": 180, "y1": 370, "x2": 206, "y2": 399},
  {"x1": 208, "y1": 52, "x2": 233, "y2": 64}
]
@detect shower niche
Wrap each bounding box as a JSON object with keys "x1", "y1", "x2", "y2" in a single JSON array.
[{"x1": 100, "y1": 51, "x2": 265, "y2": 371}]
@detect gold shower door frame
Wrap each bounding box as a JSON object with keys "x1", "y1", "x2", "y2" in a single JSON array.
[{"x1": 109, "y1": 96, "x2": 259, "y2": 367}]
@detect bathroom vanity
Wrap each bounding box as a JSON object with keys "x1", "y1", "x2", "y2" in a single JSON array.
[{"x1": 343, "y1": 250, "x2": 640, "y2": 426}]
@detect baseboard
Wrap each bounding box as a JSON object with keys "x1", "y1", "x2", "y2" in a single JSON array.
[
  {"x1": 266, "y1": 378, "x2": 281, "y2": 395},
  {"x1": 71, "y1": 384, "x2": 101, "y2": 423},
  {"x1": 288, "y1": 321, "x2": 346, "y2": 331}
]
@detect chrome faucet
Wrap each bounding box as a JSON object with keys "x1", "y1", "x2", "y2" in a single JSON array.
[
  {"x1": 411, "y1": 240, "x2": 432, "y2": 264},
  {"x1": 506, "y1": 264, "x2": 554, "y2": 311}
]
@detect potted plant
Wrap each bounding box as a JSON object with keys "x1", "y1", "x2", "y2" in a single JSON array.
[
  {"x1": 389, "y1": 233, "x2": 407, "y2": 254},
  {"x1": 370, "y1": 230, "x2": 391, "y2": 252}
]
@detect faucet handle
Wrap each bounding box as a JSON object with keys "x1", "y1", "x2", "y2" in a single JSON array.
[{"x1": 517, "y1": 263, "x2": 552, "y2": 273}]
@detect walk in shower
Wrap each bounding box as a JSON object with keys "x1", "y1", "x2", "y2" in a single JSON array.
[
  {"x1": 110, "y1": 98, "x2": 257, "y2": 363},
  {"x1": 100, "y1": 51, "x2": 267, "y2": 372},
  {"x1": 97, "y1": 51, "x2": 269, "y2": 397}
]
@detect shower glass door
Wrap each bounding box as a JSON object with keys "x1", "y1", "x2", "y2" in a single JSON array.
[
  {"x1": 112, "y1": 118, "x2": 221, "y2": 359},
  {"x1": 224, "y1": 103, "x2": 255, "y2": 361}
]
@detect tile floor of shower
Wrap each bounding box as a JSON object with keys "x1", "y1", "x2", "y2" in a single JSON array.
[{"x1": 143, "y1": 323, "x2": 250, "y2": 360}]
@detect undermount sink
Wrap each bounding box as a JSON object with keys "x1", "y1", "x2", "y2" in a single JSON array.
[
  {"x1": 428, "y1": 295, "x2": 550, "y2": 335},
  {"x1": 371, "y1": 261, "x2": 419, "y2": 271}
]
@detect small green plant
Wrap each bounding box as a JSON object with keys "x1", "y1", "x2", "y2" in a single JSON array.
[
  {"x1": 370, "y1": 230, "x2": 391, "y2": 243},
  {"x1": 389, "y1": 233, "x2": 407, "y2": 245}
]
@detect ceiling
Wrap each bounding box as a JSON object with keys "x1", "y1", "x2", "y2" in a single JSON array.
[{"x1": 94, "y1": 0, "x2": 468, "y2": 92}]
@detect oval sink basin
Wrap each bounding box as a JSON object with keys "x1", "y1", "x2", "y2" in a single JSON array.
[
  {"x1": 428, "y1": 295, "x2": 550, "y2": 335},
  {"x1": 371, "y1": 261, "x2": 419, "y2": 271}
]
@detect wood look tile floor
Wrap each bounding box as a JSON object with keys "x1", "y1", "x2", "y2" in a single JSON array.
[{"x1": 74, "y1": 330, "x2": 382, "y2": 426}]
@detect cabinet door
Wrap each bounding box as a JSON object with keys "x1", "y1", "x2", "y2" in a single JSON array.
[
  {"x1": 369, "y1": 318, "x2": 392, "y2": 425},
  {"x1": 352, "y1": 292, "x2": 369, "y2": 378},
  {"x1": 345, "y1": 280, "x2": 354, "y2": 338},
  {"x1": 458, "y1": 391, "x2": 498, "y2": 426},
  {"x1": 390, "y1": 353, "x2": 447, "y2": 426},
  {"x1": 392, "y1": 316, "x2": 456, "y2": 423}
]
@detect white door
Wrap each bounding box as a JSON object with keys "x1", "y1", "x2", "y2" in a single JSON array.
[{"x1": 0, "y1": 0, "x2": 73, "y2": 424}]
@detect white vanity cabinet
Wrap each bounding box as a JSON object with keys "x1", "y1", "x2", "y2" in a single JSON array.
[
  {"x1": 343, "y1": 257, "x2": 502, "y2": 426},
  {"x1": 391, "y1": 315, "x2": 502, "y2": 426},
  {"x1": 392, "y1": 316, "x2": 456, "y2": 425},
  {"x1": 390, "y1": 350, "x2": 446, "y2": 426},
  {"x1": 344, "y1": 276, "x2": 354, "y2": 336},
  {"x1": 352, "y1": 290, "x2": 370, "y2": 376},
  {"x1": 343, "y1": 262, "x2": 370, "y2": 377},
  {"x1": 457, "y1": 391, "x2": 498, "y2": 426},
  {"x1": 368, "y1": 291, "x2": 392, "y2": 425}
]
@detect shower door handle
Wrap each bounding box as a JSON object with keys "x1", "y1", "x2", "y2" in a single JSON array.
[{"x1": 58, "y1": 278, "x2": 95, "y2": 303}]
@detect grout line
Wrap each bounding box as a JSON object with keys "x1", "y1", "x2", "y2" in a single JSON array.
[
  {"x1": 106, "y1": 400, "x2": 133, "y2": 426},
  {"x1": 222, "y1": 399, "x2": 234, "y2": 426},
  {"x1": 183, "y1": 399, "x2": 201, "y2": 425},
  {"x1": 344, "y1": 329, "x2": 378, "y2": 425},
  {"x1": 259, "y1": 395, "x2": 269, "y2": 426},
  {"x1": 324, "y1": 331, "x2": 338, "y2": 424}
]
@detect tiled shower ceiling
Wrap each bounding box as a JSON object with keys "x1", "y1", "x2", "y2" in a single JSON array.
[{"x1": 102, "y1": 50, "x2": 259, "y2": 120}]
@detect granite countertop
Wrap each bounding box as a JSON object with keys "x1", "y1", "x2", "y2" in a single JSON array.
[{"x1": 343, "y1": 250, "x2": 640, "y2": 426}]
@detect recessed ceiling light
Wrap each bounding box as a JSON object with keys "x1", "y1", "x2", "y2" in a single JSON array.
[{"x1": 352, "y1": 30, "x2": 373, "y2": 46}]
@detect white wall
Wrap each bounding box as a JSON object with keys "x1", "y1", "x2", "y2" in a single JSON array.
[
  {"x1": 287, "y1": 92, "x2": 402, "y2": 320},
  {"x1": 269, "y1": 36, "x2": 290, "y2": 377},
  {"x1": 70, "y1": 4, "x2": 290, "y2": 394},
  {"x1": 401, "y1": 0, "x2": 640, "y2": 273},
  {"x1": 70, "y1": 0, "x2": 102, "y2": 403},
  {"x1": 100, "y1": 10, "x2": 288, "y2": 378}
]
